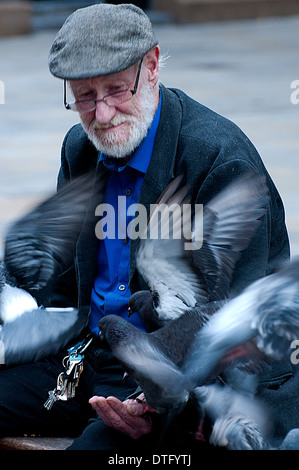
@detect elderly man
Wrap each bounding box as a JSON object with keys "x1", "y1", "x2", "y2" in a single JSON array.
[{"x1": 0, "y1": 3, "x2": 297, "y2": 451}]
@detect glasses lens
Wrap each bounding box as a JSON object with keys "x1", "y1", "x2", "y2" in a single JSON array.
[
  {"x1": 72, "y1": 101, "x2": 96, "y2": 113},
  {"x1": 69, "y1": 90, "x2": 133, "y2": 112},
  {"x1": 104, "y1": 90, "x2": 132, "y2": 106}
]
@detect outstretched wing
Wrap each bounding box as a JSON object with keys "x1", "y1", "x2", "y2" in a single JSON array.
[
  {"x1": 0, "y1": 306, "x2": 87, "y2": 366},
  {"x1": 135, "y1": 176, "x2": 207, "y2": 321},
  {"x1": 4, "y1": 171, "x2": 104, "y2": 302},
  {"x1": 135, "y1": 172, "x2": 269, "y2": 322},
  {"x1": 191, "y1": 172, "x2": 269, "y2": 301},
  {"x1": 183, "y1": 258, "x2": 299, "y2": 387}
]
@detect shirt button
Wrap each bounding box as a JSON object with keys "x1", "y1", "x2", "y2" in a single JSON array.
[
  {"x1": 125, "y1": 188, "x2": 132, "y2": 196},
  {"x1": 119, "y1": 284, "x2": 126, "y2": 291}
]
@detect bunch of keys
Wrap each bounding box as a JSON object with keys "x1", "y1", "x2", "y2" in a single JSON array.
[{"x1": 44, "y1": 335, "x2": 93, "y2": 411}]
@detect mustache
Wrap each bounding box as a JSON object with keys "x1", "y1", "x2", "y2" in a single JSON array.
[{"x1": 92, "y1": 114, "x2": 133, "y2": 131}]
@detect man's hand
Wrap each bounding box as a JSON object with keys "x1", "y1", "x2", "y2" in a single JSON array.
[{"x1": 89, "y1": 393, "x2": 153, "y2": 439}]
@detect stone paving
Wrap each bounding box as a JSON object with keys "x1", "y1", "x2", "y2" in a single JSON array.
[{"x1": 0, "y1": 15, "x2": 299, "y2": 257}]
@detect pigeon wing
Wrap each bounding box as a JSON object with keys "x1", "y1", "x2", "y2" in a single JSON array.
[
  {"x1": 4, "y1": 171, "x2": 104, "y2": 300},
  {"x1": 0, "y1": 306, "x2": 87, "y2": 366},
  {"x1": 135, "y1": 176, "x2": 209, "y2": 322},
  {"x1": 191, "y1": 172, "x2": 269, "y2": 301},
  {"x1": 183, "y1": 258, "x2": 299, "y2": 386}
]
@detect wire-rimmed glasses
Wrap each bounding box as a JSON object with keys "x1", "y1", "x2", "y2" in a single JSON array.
[{"x1": 64, "y1": 59, "x2": 143, "y2": 113}]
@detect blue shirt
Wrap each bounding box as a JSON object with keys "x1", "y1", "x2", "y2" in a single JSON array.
[{"x1": 89, "y1": 95, "x2": 162, "y2": 336}]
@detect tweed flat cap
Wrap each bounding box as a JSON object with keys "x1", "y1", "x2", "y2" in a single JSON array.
[{"x1": 48, "y1": 3, "x2": 158, "y2": 80}]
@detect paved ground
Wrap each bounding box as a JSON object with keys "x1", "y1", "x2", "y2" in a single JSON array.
[{"x1": 0, "y1": 14, "x2": 299, "y2": 257}]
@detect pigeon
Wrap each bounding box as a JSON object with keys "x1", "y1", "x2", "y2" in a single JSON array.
[
  {"x1": 2, "y1": 170, "x2": 102, "y2": 313},
  {"x1": 183, "y1": 257, "x2": 299, "y2": 387},
  {"x1": 0, "y1": 170, "x2": 105, "y2": 365},
  {"x1": 98, "y1": 310, "x2": 210, "y2": 447},
  {"x1": 128, "y1": 172, "x2": 269, "y2": 331},
  {"x1": 98, "y1": 310, "x2": 205, "y2": 415}
]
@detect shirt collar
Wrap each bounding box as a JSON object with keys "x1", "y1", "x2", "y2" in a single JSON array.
[{"x1": 99, "y1": 92, "x2": 162, "y2": 174}]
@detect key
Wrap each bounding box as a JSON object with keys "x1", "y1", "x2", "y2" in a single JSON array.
[
  {"x1": 44, "y1": 335, "x2": 92, "y2": 411},
  {"x1": 44, "y1": 389, "x2": 60, "y2": 411},
  {"x1": 63, "y1": 355, "x2": 83, "y2": 399},
  {"x1": 56, "y1": 372, "x2": 69, "y2": 401}
]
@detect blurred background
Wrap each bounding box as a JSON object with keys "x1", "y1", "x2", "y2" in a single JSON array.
[{"x1": 0, "y1": 0, "x2": 299, "y2": 259}]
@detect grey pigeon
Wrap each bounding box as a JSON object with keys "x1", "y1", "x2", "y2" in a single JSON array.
[
  {"x1": 2, "y1": 171, "x2": 102, "y2": 311},
  {"x1": 128, "y1": 172, "x2": 269, "y2": 331},
  {"x1": 99, "y1": 310, "x2": 205, "y2": 416},
  {"x1": 0, "y1": 171, "x2": 105, "y2": 365}
]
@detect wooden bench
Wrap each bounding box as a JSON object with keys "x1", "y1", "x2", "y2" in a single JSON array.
[{"x1": 0, "y1": 436, "x2": 74, "y2": 451}]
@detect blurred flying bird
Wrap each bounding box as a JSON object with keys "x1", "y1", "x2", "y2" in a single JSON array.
[
  {"x1": 0, "y1": 171, "x2": 105, "y2": 365},
  {"x1": 128, "y1": 172, "x2": 269, "y2": 331},
  {"x1": 2, "y1": 171, "x2": 101, "y2": 314}
]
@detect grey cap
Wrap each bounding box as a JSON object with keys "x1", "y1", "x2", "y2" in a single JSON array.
[{"x1": 48, "y1": 3, "x2": 158, "y2": 80}]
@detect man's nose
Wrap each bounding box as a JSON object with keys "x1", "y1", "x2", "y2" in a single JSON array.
[{"x1": 94, "y1": 100, "x2": 117, "y2": 124}]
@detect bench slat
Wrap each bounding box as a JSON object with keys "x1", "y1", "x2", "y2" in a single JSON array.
[{"x1": 0, "y1": 436, "x2": 74, "y2": 450}]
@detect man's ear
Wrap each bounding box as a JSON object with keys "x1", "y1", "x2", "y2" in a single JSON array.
[{"x1": 143, "y1": 46, "x2": 160, "y2": 87}]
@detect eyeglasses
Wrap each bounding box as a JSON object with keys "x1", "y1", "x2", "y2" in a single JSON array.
[{"x1": 64, "y1": 59, "x2": 143, "y2": 113}]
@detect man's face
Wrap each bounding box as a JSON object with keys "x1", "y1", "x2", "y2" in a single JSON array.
[{"x1": 69, "y1": 62, "x2": 157, "y2": 159}]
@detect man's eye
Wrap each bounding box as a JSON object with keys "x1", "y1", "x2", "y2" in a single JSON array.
[
  {"x1": 107, "y1": 85, "x2": 126, "y2": 94},
  {"x1": 78, "y1": 92, "x2": 94, "y2": 99}
]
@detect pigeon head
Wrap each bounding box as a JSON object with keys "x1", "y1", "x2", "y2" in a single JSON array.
[
  {"x1": 128, "y1": 290, "x2": 154, "y2": 315},
  {"x1": 99, "y1": 314, "x2": 135, "y2": 347},
  {"x1": 128, "y1": 290, "x2": 164, "y2": 332}
]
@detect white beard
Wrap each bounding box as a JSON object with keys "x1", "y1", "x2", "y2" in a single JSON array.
[{"x1": 81, "y1": 79, "x2": 156, "y2": 159}]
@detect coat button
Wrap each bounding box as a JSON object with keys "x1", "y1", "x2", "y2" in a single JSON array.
[
  {"x1": 125, "y1": 188, "x2": 131, "y2": 196},
  {"x1": 119, "y1": 284, "x2": 126, "y2": 291}
]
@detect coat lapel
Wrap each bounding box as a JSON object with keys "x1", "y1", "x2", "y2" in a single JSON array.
[
  {"x1": 129, "y1": 85, "x2": 183, "y2": 287},
  {"x1": 75, "y1": 163, "x2": 109, "y2": 308}
]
